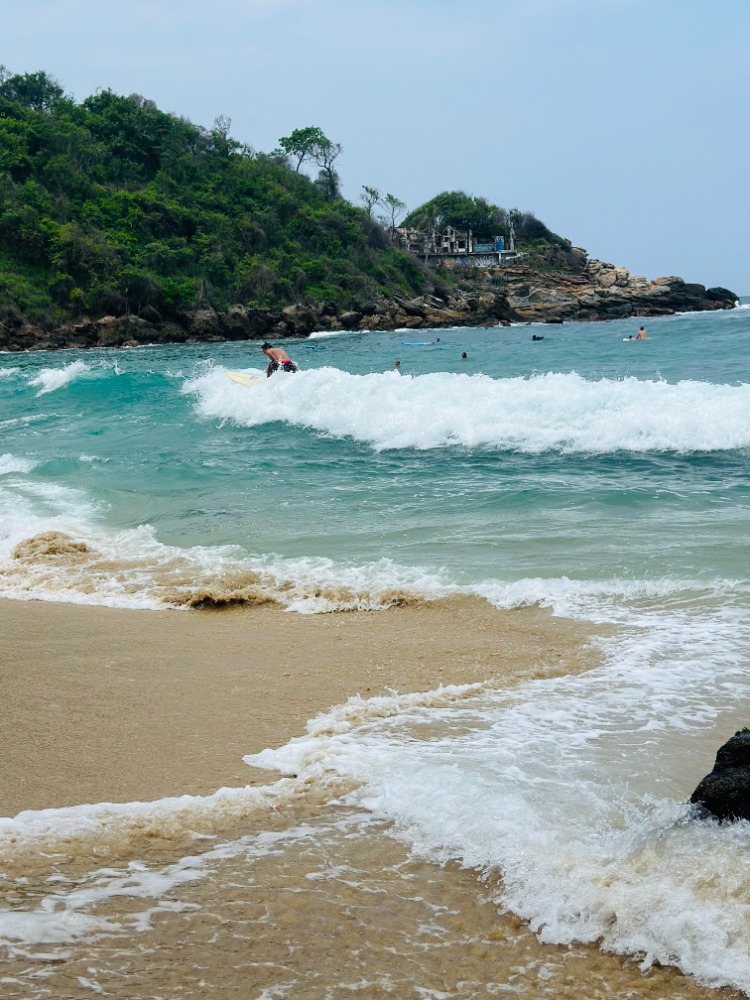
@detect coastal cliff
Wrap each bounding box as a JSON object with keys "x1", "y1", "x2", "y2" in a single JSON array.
[
  {"x1": 0, "y1": 262, "x2": 737, "y2": 351},
  {"x1": 0, "y1": 72, "x2": 738, "y2": 352}
]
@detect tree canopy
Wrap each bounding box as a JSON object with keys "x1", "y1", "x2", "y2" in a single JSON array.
[
  {"x1": 0, "y1": 71, "x2": 579, "y2": 331},
  {"x1": 0, "y1": 79, "x2": 424, "y2": 327}
]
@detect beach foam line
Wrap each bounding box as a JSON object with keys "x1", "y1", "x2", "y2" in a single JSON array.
[{"x1": 0, "y1": 780, "x2": 302, "y2": 860}]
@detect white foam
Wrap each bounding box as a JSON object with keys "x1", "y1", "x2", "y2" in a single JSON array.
[
  {"x1": 248, "y1": 606, "x2": 750, "y2": 993},
  {"x1": 0, "y1": 817, "x2": 348, "y2": 955},
  {"x1": 305, "y1": 329, "x2": 363, "y2": 340},
  {"x1": 0, "y1": 366, "x2": 20, "y2": 378},
  {"x1": 0, "y1": 453, "x2": 36, "y2": 475},
  {"x1": 0, "y1": 781, "x2": 296, "y2": 850},
  {"x1": 184, "y1": 368, "x2": 750, "y2": 454},
  {"x1": 28, "y1": 360, "x2": 91, "y2": 395}
]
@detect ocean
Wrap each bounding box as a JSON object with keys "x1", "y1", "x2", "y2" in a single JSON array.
[{"x1": 1, "y1": 304, "x2": 749, "y2": 997}]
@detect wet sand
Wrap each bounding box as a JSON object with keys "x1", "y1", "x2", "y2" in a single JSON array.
[
  {"x1": 3, "y1": 599, "x2": 742, "y2": 1000},
  {"x1": 0, "y1": 596, "x2": 605, "y2": 816}
]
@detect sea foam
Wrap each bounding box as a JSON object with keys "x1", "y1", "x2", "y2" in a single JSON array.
[
  {"x1": 249, "y1": 608, "x2": 750, "y2": 994},
  {"x1": 184, "y1": 367, "x2": 750, "y2": 454},
  {"x1": 27, "y1": 359, "x2": 91, "y2": 394}
]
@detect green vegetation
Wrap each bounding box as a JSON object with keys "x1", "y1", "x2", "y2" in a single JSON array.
[
  {"x1": 0, "y1": 69, "x2": 585, "y2": 332},
  {"x1": 403, "y1": 191, "x2": 579, "y2": 271},
  {"x1": 0, "y1": 70, "x2": 425, "y2": 327}
]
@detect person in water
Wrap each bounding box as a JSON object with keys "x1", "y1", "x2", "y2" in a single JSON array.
[
  {"x1": 635, "y1": 325, "x2": 648, "y2": 340},
  {"x1": 262, "y1": 342, "x2": 298, "y2": 377}
]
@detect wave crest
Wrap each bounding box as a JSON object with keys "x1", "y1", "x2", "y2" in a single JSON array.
[{"x1": 185, "y1": 368, "x2": 750, "y2": 454}]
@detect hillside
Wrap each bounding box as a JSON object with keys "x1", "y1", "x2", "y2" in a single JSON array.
[
  {"x1": 0, "y1": 71, "x2": 738, "y2": 351},
  {"x1": 0, "y1": 72, "x2": 426, "y2": 327}
]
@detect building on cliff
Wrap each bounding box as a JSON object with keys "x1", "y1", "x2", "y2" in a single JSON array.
[{"x1": 394, "y1": 225, "x2": 524, "y2": 268}]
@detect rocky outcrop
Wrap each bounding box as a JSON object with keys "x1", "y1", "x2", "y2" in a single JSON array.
[
  {"x1": 0, "y1": 289, "x2": 514, "y2": 351},
  {"x1": 0, "y1": 258, "x2": 738, "y2": 352},
  {"x1": 498, "y1": 260, "x2": 738, "y2": 323},
  {"x1": 690, "y1": 731, "x2": 750, "y2": 822}
]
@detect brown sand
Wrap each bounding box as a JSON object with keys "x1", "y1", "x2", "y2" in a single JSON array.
[{"x1": 0, "y1": 596, "x2": 606, "y2": 816}]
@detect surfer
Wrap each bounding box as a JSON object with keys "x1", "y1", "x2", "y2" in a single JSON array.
[
  {"x1": 635, "y1": 325, "x2": 648, "y2": 340},
  {"x1": 261, "y1": 342, "x2": 298, "y2": 377}
]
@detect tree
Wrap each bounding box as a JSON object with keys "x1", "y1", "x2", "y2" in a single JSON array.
[
  {"x1": 404, "y1": 191, "x2": 507, "y2": 238},
  {"x1": 314, "y1": 168, "x2": 341, "y2": 201},
  {"x1": 310, "y1": 134, "x2": 342, "y2": 198},
  {"x1": 361, "y1": 185, "x2": 381, "y2": 217},
  {"x1": 0, "y1": 70, "x2": 64, "y2": 111},
  {"x1": 277, "y1": 126, "x2": 329, "y2": 173},
  {"x1": 277, "y1": 127, "x2": 342, "y2": 197},
  {"x1": 380, "y1": 193, "x2": 406, "y2": 235}
]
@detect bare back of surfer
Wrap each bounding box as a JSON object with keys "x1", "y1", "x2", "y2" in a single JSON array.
[
  {"x1": 635, "y1": 326, "x2": 648, "y2": 340},
  {"x1": 262, "y1": 342, "x2": 298, "y2": 377}
]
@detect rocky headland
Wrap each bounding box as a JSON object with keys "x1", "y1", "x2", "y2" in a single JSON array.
[{"x1": 0, "y1": 257, "x2": 738, "y2": 353}]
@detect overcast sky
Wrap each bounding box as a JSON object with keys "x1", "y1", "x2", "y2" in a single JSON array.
[{"x1": 3, "y1": 0, "x2": 748, "y2": 292}]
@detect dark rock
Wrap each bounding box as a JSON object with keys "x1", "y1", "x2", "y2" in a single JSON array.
[
  {"x1": 188, "y1": 309, "x2": 221, "y2": 338},
  {"x1": 690, "y1": 731, "x2": 750, "y2": 822},
  {"x1": 706, "y1": 287, "x2": 739, "y2": 305}
]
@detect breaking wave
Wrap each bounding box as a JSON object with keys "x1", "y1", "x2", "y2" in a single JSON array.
[{"x1": 184, "y1": 367, "x2": 750, "y2": 454}]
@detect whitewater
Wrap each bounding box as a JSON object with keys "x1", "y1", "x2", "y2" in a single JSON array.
[{"x1": 1, "y1": 304, "x2": 749, "y2": 996}]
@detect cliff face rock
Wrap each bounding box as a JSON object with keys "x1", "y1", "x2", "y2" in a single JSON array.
[
  {"x1": 500, "y1": 260, "x2": 738, "y2": 323},
  {"x1": 690, "y1": 732, "x2": 750, "y2": 823},
  {"x1": 0, "y1": 289, "x2": 514, "y2": 351},
  {"x1": 0, "y1": 261, "x2": 738, "y2": 352}
]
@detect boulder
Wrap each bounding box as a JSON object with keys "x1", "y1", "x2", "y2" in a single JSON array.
[
  {"x1": 706, "y1": 286, "x2": 739, "y2": 305},
  {"x1": 188, "y1": 309, "x2": 221, "y2": 338},
  {"x1": 690, "y1": 731, "x2": 750, "y2": 822}
]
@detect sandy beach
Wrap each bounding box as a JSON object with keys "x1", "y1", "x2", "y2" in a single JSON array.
[{"x1": 1, "y1": 596, "x2": 604, "y2": 816}]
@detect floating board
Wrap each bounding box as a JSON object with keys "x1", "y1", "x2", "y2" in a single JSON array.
[
  {"x1": 401, "y1": 341, "x2": 448, "y2": 346},
  {"x1": 304, "y1": 344, "x2": 326, "y2": 350},
  {"x1": 226, "y1": 371, "x2": 263, "y2": 387}
]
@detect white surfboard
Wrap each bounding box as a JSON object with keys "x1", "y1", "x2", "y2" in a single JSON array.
[{"x1": 226, "y1": 371, "x2": 263, "y2": 387}]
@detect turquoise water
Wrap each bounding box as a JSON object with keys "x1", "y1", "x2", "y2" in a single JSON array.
[
  {"x1": 3, "y1": 305, "x2": 750, "y2": 993},
  {"x1": 1, "y1": 307, "x2": 748, "y2": 608}
]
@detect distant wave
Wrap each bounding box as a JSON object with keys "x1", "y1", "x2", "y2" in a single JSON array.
[{"x1": 184, "y1": 367, "x2": 750, "y2": 455}]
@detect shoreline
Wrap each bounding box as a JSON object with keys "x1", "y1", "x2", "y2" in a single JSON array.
[{"x1": 0, "y1": 596, "x2": 607, "y2": 817}]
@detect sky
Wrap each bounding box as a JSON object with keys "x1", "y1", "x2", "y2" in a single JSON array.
[{"x1": 2, "y1": 0, "x2": 749, "y2": 292}]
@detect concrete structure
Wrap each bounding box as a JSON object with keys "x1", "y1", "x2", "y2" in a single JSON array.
[{"x1": 394, "y1": 225, "x2": 522, "y2": 268}]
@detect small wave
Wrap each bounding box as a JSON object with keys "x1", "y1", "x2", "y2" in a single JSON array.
[
  {"x1": 0, "y1": 453, "x2": 36, "y2": 475},
  {"x1": 28, "y1": 360, "x2": 91, "y2": 395}
]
